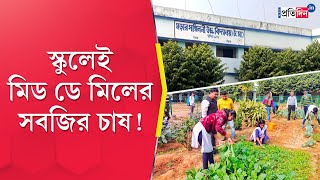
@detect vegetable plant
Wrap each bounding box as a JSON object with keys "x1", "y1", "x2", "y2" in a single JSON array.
[
  {"x1": 176, "y1": 117, "x2": 198, "y2": 150},
  {"x1": 158, "y1": 126, "x2": 177, "y2": 146},
  {"x1": 186, "y1": 142, "x2": 311, "y2": 180},
  {"x1": 237, "y1": 100, "x2": 267, "y2": 127}
]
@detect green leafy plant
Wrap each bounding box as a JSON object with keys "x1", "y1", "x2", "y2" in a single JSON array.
[
  {"x1": 158, "y1": 126, "x2": 177, "y2": 146},
  {"x1": 176, "y1": 118, "x2": 197, "y2": 150},
  {"x1": 312, "y1": 133, "x2": 320, "y2": 142},
  {"x1": 276, "y1": 108, "x2": 305, "y2": 119},
  {"x1": 305, "y1": 121, "x2": 313, "y2": 137},
  {"x1": 302, "y1": 140, "x2": 316, "y2": 148},
  {"x1": 237, "y1": 100, "x2": 267, "y2": 127},
  {"x1": 186, "y1": 142, "x2": 311, "y2": 180},
  {"x1": 234, "y1": 116, "x2": 242, "y2": 130}
]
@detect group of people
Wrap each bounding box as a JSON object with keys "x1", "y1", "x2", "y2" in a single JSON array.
[
  {"x1": 262, "y1": 90, "x2": 320, "y2": 128},
  {"x1": 191, "y1": 88, "x2": 237, "y2": 169},
  {"x1": 188, "y1": 89, "x2": 320, "y2": 170}
]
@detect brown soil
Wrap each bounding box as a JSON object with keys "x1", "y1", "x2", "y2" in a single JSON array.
[{"x1": 153, "y1": 113, "x2": 320, "y2": 180}]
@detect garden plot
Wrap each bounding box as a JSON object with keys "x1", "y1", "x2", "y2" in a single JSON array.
[{"x1": 154, "y1": 102, "x2": 320, "y2": 180}]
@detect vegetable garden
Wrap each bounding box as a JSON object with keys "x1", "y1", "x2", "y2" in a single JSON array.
[{"x1": 154, "y1": 101, "x2": 320, "y2": 180}]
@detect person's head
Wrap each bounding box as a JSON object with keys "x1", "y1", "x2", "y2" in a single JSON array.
[
  {"x1": 313, "y1": 107, "x2": 318, "y2": 115},
  {"x1": 304, "y1": 90, "x2": 308, "y2": 95},
  {"x1": 191, "y1": 92, "x2": 195, "y2": 96},
  {"x1": 223, "y1": 109, "x2": 236, "y2": 121},
  {"x1": 290, "y1": 91, "x2": 294, "y2": 96},
  {"x1": 256, "y1": 120, "x2": 266, "y2": 129},
  {"x1": 209, "y1": 88, "x2": 219, "y2": 100},
  {"x1": 221, "y1": 91, "x2": 228, "y2": 100},
  {"x1": 266, "y1": 92, "x2": 272, "y2": 99}
]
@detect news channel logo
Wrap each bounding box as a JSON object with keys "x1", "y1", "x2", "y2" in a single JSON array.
[{"x1": 278, "y1": 3, "x2": 315, "y2": 18}]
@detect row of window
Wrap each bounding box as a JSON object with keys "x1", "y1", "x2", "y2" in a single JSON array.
[{"x1": 159, "y1": 40, "x2": 283, "y2": 59}]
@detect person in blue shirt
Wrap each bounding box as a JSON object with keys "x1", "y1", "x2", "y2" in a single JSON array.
[{"x1": 273, "y1": 101, "x2": 279, "y2": 114}]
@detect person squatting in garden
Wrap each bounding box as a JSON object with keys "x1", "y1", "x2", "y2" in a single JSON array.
[
  {"x1": 250, "y1": 120, "x2": 269, "y2": 147},
  {"x1": 301, "y1": 105, "x2": 320, "y2": 128},
  {"x1": 287, "y1": 91, "x2": 298, "y2": 121},
  {"x1": 201, "y1": 88, "x2": 219, "y2": 153},
  {"x1": 262, "y1": 92, "x2": 274, "y2": 121},
  {"x1": 191, "y1": 109, "x2": 236, "y2": 169},
  {"x1": 300, "y1": 90, "x2": 313, "y2": 116},
  {"x1": 189, "y1": 92, "x2": 196, "y2": 117},
  {"x1": 217, "y1": 91, "x2": 236, "y2": 140}
]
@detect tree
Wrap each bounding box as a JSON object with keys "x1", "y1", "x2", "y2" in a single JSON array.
[
  {"x1": 162, "y1": 41, "x2": 226, "y2": 91},
  {"x1": 161, "y1": 40, "x2": 186, "y2": 91},
  {"x1": 257, "y1": 73, "x2": 320, "y2": 95},
  {"x1": 298, "y1": 40, "x2": 320, "y2": 72},
  {"x1": 184, "y1": 43, "x2": 226, "y2": 88},
  {"x1": 272, "y1": 48, "x2": 301, "y2": 76},
  {"x1": 236, "y1": 46, "x2": 276, "y2": 81}
]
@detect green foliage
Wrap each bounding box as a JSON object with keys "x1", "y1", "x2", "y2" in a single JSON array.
[
  {"x1": 302, "y1": 140, "x2": 316, "y2": 148},
  {"x1": 237, "y1": 100, "x2": 267, "y2": 127},
  {"x1": 276, "y1": 108, "x2": 305, "y2": 119},
  {"x1": 236, "y1": 41, "x2": 320, "y2": 81},
  {"x1": 298, "y1": 40, "x2": 320, "y2": 73},
  {"x1": 186, "y1": 142, "x2": 311, "y2": 180},
  {"x1": 312, "y1": 133, "x2": 320, "y2": 142},
  {"x1": 162, "y1": 40, "x2": 226, "y2": 91},
  {"x1": 236, "y1": 46, "x2": 276, "y2": 81},
  {"x1": 176, "y1": 118, "x2": 198, "y2": 150},
  {"x1": 305, "y1": 121, "x2": 313, "y2": 137},
  {"x1": 234, "y1": 116, "x2": 242, "y2": 130},
  {"x1": 257, "y1": 73, "x2": 320, "y2": 95},
  {"x1": 158, "y1": 126, "x2": 177, "y2": 146}
]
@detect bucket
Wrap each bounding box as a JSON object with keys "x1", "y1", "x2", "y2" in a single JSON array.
[{"x1": 268, "y1": 122, "x2": 275, "y2": 131}]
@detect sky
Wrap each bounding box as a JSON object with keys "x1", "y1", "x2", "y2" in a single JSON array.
[{"x1": 151, "y1": 0, "x2": 320, "y2": 29}]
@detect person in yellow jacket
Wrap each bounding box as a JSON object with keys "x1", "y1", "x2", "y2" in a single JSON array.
[{"x1": 218, "y1": 91, "x2": 236, "y2": 139}]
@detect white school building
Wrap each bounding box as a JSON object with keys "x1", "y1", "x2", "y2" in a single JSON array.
[{"x1": 153, "y1": 6, "x2": 320, "y2": 84}]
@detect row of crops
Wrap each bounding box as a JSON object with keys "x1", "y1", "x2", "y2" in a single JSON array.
[
  {"x1": 159, "y1": 101, "x2": 313, "y2": 179},
  {"x1": 186, "y1": 141, "x2": 311, "y2": 180}
]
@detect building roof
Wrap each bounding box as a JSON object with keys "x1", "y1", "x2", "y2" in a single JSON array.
[{"x1": 153, "y1": 6, "x2": 313, "y2": 36}]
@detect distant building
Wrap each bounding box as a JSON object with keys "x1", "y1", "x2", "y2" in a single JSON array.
[{"x1": 154, "y1": 6, "x2": 320, "y2": 83}]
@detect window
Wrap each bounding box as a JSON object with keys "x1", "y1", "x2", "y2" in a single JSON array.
[
  {"x1": 216, "y1": 46, "x2": 237, "y2": 58},
  {"x1": 185, "y1": 42, "x2": 199, "y2": 48},
  {"x1": 272, "y1": 49, "x2": 282, "y2": 53}
]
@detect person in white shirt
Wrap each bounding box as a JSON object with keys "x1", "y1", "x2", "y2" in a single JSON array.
[
  {"x1": 189, "y1": 92, "x2": 196, "y2": 117},
  {"x1": 201, "y1": 88, "x2": 219, "y2": 118},
  {"x1": 286, "y1": 91, "x2": 298, "y2": 121},
  {"x1": 302, "y1": 105, "x2": 320, "y2": 128}
]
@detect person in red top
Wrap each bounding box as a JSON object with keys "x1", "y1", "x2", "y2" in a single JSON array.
[{"x1": 191, "y1": 109, "x2": 236, "y2": 169}]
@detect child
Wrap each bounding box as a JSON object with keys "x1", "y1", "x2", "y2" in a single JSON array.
[{"x1": 250, "y1": 120, "x2": 269, "y2": 146}]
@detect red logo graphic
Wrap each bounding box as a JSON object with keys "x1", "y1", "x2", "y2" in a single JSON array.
[{"x1": 296, "y1": 7, "x2": 309, "y2": 18}]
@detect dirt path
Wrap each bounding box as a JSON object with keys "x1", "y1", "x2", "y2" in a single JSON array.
[{"x1": 153, "y1": 114, "x2": 320, "y2": 180}]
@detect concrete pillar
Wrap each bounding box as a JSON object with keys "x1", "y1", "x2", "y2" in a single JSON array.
[
  {"x1": 238, "y1": 48, "x2": 244, "y2": 59},
  {"x1": 177, "y1": 41, "x2": 186, "y2": 48}
]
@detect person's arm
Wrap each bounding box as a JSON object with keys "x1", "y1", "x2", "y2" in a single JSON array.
[
  {"x1": 295, "y1": 97, "x2": 298, "y2": 108},
  {"x1": 255, "y1": 129, "x2": 263, "y2": 146},
  {"x1": 271, "y1": 100, "x2": 274, "y2": 108},
  {"x1": 286, "y1": 98, "x2": 289, "y2": 108},
  {"x1": 216, "y1": 117, "x2": 233, "y2": 144},
  {"x1": 201, "y1": 100, "x2": 210, "y2": 118}
]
